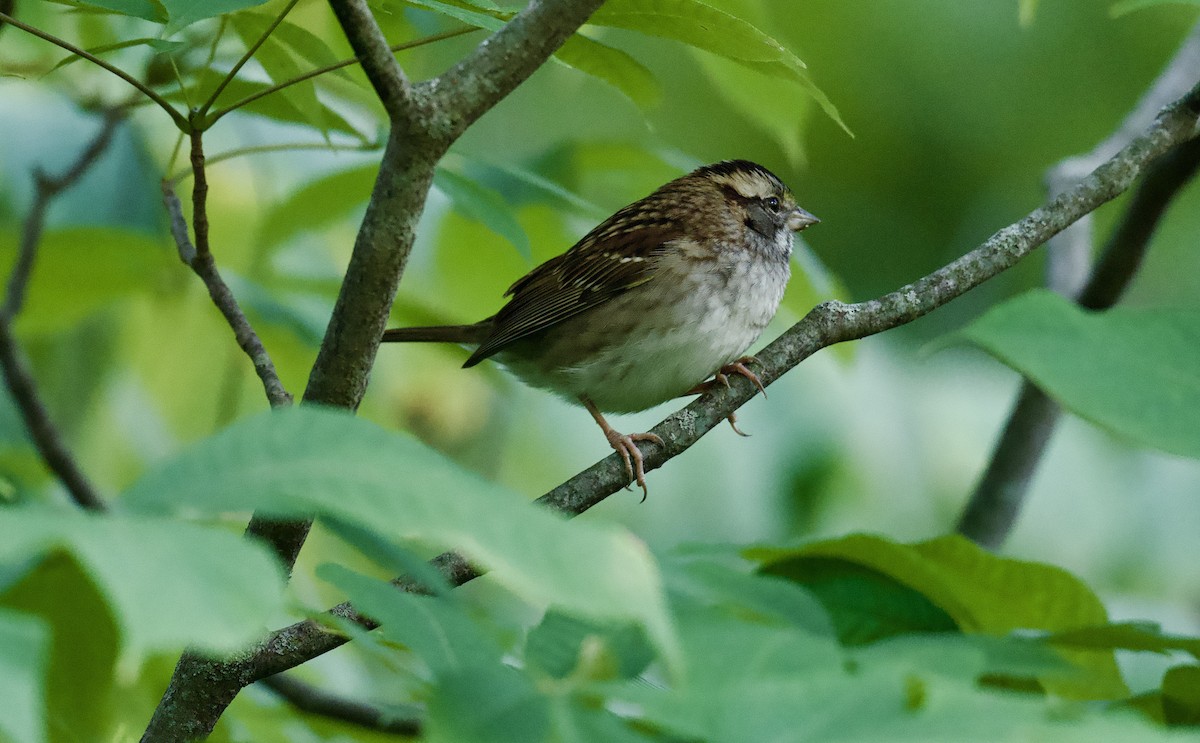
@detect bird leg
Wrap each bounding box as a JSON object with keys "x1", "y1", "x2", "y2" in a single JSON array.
[
  {"x1": 682, "y1": 356, "x2": 766, "y2": 436},
  {"x1": 581, "y1": 396, "x2": 663, "y2": 501}
]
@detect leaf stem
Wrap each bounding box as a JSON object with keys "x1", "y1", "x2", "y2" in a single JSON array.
[
  {"x1": 0, "y1": 11, "x2": 188, "y2": 130},
  {"x1": 198, "y1": 0, "x2": 302, "y2": 119},
  {"x1": 206, "y1": 26, "x2": 480, "y2": 125}
]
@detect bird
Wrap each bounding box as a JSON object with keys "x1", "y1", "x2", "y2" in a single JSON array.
[{"x1": 383, "y1": 160, "x2": 819, "y2": 497}]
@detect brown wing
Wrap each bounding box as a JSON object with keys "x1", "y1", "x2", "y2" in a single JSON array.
[{"x1": 463, "y1": 210, "x2": 681, "y2": 367}]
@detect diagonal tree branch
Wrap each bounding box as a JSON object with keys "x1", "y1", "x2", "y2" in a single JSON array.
[
  {"x1": 0, "y1": 110, "x2": 122, "y2": 512},
  {"x1": 955, "y1": 22, "x2": 1200, "y2": 548},
  {"x1": 258, "y1": 674, "x2": 421, "y2": 736},
  {"x1": 159, "y1": 79, "x2": 1200, "y2": 701}
]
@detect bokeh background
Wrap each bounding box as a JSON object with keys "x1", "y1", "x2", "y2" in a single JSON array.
[{"x1": 2, "y1": 0, "x2": 1199, "y2": 699}]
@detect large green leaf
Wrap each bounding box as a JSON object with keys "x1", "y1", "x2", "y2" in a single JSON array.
[
  {"x1": 0, "y1": 508, "x2": 286, "y2": 657},
  {"x1": 751, "y1": 534, "x2": 1126, "y2": 699},
  {"x1": 0, "y1": 610, "x2": 49, "y2": 743},
  {"x1": 229, "y1": 14, "x2": 330, "y2": 136},
  {"x1": 259, "y1": 164, "x2": 375, "y2": 249},
  {"x1": 434, "y1": 167, "x2": 531, "y2": 261},
  {"x1": 956, "y1": 289, "x2": 1200, "y2": 460},
  {"x1": 589, "y1": 0, "x2": 846, "y2": 130},
  {"x1": 121, "y1": 406, "x2": 680, "y2": 670},
  {"x1": 162, "y1": 0, "x2": 270, "y2": 34},
  {"x1": 0, "y1": 227, "x2": 171, "y2": 334},
  {"x1": 67, "y1": 0, "x2": 168, "y2": 22}
]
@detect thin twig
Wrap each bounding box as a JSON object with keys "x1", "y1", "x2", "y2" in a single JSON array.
[
  {"x1": 0, "y1": 11, "x2": 188, "y2": 130},
  {"x1": 148, "y1": 79, "x2": 1200, "y2": 699},
  {"x1": 206, "y1": 27, "x2": 480, "y2": 126},
  {"x1": 168, "y1": 140, "x2": 382, "y2": 183},
  {"x1": 259, "y1": 675, "x2": 421, "y2": 736},
  {"x1": 0, "y1": 111, "x2": 123, "y2": 512},
  {"x1": 199, "y1": 0, "x2": 302, "y2": 117},
  {"x1": 159, "y1": 132, "x2": 293, "y2": 409}
]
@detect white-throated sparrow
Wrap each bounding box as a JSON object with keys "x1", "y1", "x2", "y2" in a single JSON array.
[{"x1": 384, "y1": 160, "x2": 819, "y2": 495}]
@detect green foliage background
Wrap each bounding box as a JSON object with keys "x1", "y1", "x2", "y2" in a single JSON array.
[{"x1": 1, "y1": 0, "x2": 1199, "y2": 740}]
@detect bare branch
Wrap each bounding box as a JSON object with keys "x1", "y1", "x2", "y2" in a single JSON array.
[
  {"x1": 160, "y1": 133, "x2": 293, "y2": 409},
  {"x1": 0, "y1": 111, "x2": 121, "y2": 512},
  {"x1": 259, "y1": 675, "x2": 421, "y2": 736}
]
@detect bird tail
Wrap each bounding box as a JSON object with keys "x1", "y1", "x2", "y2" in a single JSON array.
[{"x1": 381, "y1": 323, "x2": 488, "y2": 345}]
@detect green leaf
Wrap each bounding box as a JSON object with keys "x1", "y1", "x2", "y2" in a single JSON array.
[
  {"x1": 1050, "y1": 622, "x2": 1200, "y2": 662},
  {"x1": 121, "y1": 407, "x2": 681, "y2": 671},
  {"x1": 0, "y1": 508, "x2": 286, "y2": 657},
  {"x1": 229, "y1": 14, "x2": 329, "y2": 136},
  {"x1": 1018, "y1": 0, "x2": 1039, "y2": 25},
  {"x1": 695, "y1": 51, "x2": 809, "y2": 168},
  {"x1": 590, "y1": 0, "x2": 847, "y2": 132},
  {"x1": 525, "y1": 608, "x2": 655, "y2": 680},
  {"x1": 321, "y1": 565, "x2": 503, "y2": 675},
  {"x1": 554, "y1": 34, "x2": 662, "y2": 111},
  {"x1": 259, "y1": 164, "x2": 376, "y2": 249},
  {"x1": 434, "y1": 167, "x2": 531, "y2": 261},
  {"x1": 1162, "y1": 665, "x2": 1200, "y2": 726},
  {"x1": 762, "y1": 556, "x2": 957, "y2": 646},
  {"x1": 750, "y1": 534, "x2": 1126, "y2": 699},
  {"x1": 51, "y1": 37, "x2": 185, "y2": 72},
  {"x1": 955, "y1": 289, "x2": 1200, "y2": 460},
  {"x1": 0, "y1": 227, "x2": 170, "y2": 334},
  {"x1": 427, "y1": 665, "x2": 549, "y2": 743},
  {"x1": 1111, "y1": 0, "x2": 1200, "y2": 17},
  {"x1": 67, "y1": 0, "x2": 168, "y2": 23},
  {"x1": 0, "y1": 610, "x2": 49, "y2": 743},
  {"x1": 161, "y1": 0, "x2": 271, "y2": 34}
]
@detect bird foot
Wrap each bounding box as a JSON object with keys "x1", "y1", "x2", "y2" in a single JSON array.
[{"x1": 605, "y1": 429, "x2": 664, "y2": 502}]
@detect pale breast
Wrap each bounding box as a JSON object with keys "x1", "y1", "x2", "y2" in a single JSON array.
[{"x1": 500, "y1": 238, "x2": 791, "y2": 413}]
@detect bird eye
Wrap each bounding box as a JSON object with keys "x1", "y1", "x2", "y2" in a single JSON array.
[{"x1": 764, "y1": 196, "x2": 781, "y2": 211}]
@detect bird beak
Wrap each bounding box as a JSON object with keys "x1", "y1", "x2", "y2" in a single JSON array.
[{"x1": 787, "y1": 207, "x2": 820, "y2": 232}]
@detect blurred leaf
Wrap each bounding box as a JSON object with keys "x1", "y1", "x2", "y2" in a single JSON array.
[
  {"x1": 665, "y1": 557, "x2": 834, "y2": 636},
  {"x1": 0, "y1": 609, "x2": 48, "y2": 743},
  {"x1": 121, "y1": 406, "x2": 681, "y2": 671},
  {"x1": 750, "y1": 534, "x2": 1126, "y2": 699},
  {"x1": 162, "y1": 0, "x2": 270, "y2": 34},
  {"x1": 525, "y1": 608, "x2": 655, "y2": 680},
  {"x1": 695, "y1": 51, "x2": 809, "y2": 168},
  {"x1": 226, "y1": 271, "x2": 328, "y2": 346},
  {"x1": 0, "y1": 508, "x2": 286, "y2": 657},
  {"x1": 266, "y1": 18, "x2": 354, "y2": 78},
  {"x1": 2, "y1": 552, "x2": 117, "y2": 743},
  {"x1": 322, "y1": 564, "x2": 503, "y2": 675},
  {"x1": 761, "y1": 557, "x2": 957, "y2": 646},
  {"x1": 955, "y1": 290, "x2": 1200, "y2": 460},
  {"x1": 180, "y1": 69, "x2": 366, "y2": 138},
  {"x1": 229, "y1": 14, "x2": 329, "y2": 136},
  {"x1": 555, "y1": 33, "x2": 662, "y2": 111},
  {"x1": 1162, "y1": 665, "x2": 1200, "y2": 726},
  {"x1": 1111, "y1": 0, "x2": 1200, "y2": 17},
  {"x1": 427, "y1": 664, "x2": 548, "y2": 743},
  {"x1": 444, "y1": 154, "x2": 608, "y2": 220},
  {"x1": 0, "y1": 227, "x2": 170, "y2": 334},
  {"x1": 51, "y1": 37, "x2": 184, "y2": 71},
  {"x1": 590, "y1": 0, "x2": 848, "y2": 132},
  {"x1": 1019, "y1": 0, "x2": 1039, "y2": 25},
  {"x1": 1050, "y1": 622, "x2": 1200, "y2": 662},
  {"x1": 67, "y1": 0, "x2": 167, "y2": 22},
  {"x1": 260, "y1": 164, "x2": 375, "y2": 249},
  {"x1": 434, "y1": 167, "x2": 531, "y2": 261}
]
